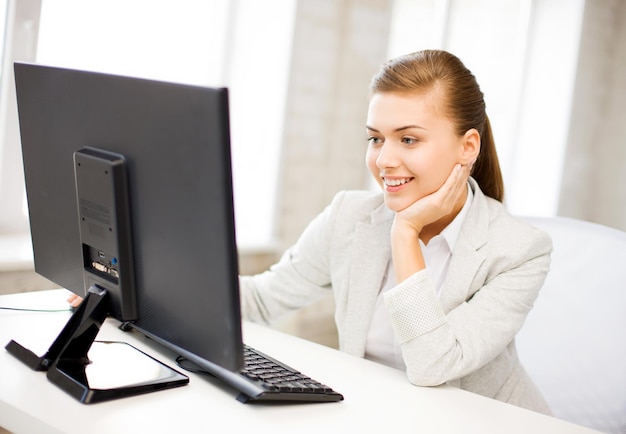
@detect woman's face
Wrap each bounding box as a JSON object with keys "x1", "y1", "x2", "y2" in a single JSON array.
[{"x1": 366, "y1": 91, "x2": 466, "y2": 212}]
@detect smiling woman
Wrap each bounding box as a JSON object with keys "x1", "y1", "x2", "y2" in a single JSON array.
[{"x1": 238, "y1": 48, "x2": 554, "y2": 415}]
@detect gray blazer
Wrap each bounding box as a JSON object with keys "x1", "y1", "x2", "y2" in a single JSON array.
[{"x1": 240, "y1": 178, "x2": 552, "y2": 414}]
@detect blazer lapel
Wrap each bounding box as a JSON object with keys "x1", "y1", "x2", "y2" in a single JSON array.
[
  {"x1": 440, "y1": 179, "x2": 489, "y2": 312},
  {"x1": 342, "y1": 203, "x2": 392, "y2": 356}
]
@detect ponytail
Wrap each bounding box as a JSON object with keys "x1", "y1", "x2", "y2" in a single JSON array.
[{"x1": 472, "y1": 116, "x2": 504, "y2": 202}]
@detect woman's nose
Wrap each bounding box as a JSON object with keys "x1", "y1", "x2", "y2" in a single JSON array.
[{"x1": 376, "y1": 142, "x2": 399, "y2": 168}]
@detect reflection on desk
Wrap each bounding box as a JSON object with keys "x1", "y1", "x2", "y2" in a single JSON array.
[{"x1": 0, "y1": 289, "x2": 602, "y2": 434}]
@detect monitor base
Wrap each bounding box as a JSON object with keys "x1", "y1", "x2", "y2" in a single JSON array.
[{"x1": 5, "y1": 285, "x2": 188, "y2": 403}]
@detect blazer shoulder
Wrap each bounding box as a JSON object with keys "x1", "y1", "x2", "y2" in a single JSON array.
[
  {"x1": 332, "y1": 189, "x2": 384, "y2": 208},
  {"x1": 329, "y1": 190, "x2": 388, "y2": 221},
  {"x1": 483, "y1": 197, "x2": 553, "y2": 256}
]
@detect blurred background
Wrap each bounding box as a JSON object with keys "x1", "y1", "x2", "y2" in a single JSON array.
[{"x1": 0, "y1": 0, "x2": 624, "y2": 343}]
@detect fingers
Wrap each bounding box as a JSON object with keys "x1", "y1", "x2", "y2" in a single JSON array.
[
  {"x1": 440, "y1": 163, "x2": 469, "y2": 206},
  {"x1": 393, "y1": 162, "x2": 471, "y2": 234},
  {"x1": 67, "y1": 293, "x2": 84, "y2": 308},
  {"x1": 444, "y1": 163, "x2": 466, "y2": 188}
]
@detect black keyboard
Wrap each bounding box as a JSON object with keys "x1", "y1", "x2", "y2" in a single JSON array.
[{"x1": 176, "y1": 344, "x2": 344, "y2": 403}]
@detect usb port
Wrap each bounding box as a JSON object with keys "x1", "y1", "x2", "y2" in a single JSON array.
[{"x1": 98, "y1": 251, "x2": 106, "y2": 259}]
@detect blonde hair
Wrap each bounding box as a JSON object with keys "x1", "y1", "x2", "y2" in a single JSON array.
[{"x1": 370, "y1": 50, "x2": 504, "y2": 202}]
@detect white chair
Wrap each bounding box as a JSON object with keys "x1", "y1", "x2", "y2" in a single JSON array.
[{"x1": 516, "y1": 216, "x2": 626, "y2": 434}]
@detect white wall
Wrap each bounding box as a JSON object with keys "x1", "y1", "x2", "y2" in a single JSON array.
[
  {"x1": 504, "y1": 0, "x2": 586, "y2": 218},
  {"x1": 273, "y1": 0, "x2": 393, "y2": 248},
  {"x1": 559, "y1": 0, "x2": 626, "y2": 231}
]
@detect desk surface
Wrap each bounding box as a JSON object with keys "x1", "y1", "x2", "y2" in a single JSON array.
[{"x1": 0, "y1": 289, "x2": 600, "y2": 434}]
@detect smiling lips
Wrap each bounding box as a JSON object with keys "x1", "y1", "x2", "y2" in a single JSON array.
[{"x1": 382, "y1": 176, "x2": 413, "y2": 192}]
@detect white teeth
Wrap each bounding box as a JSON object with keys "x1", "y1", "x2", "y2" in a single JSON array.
[{"x1": 384, "y1": 178, "x2": 411, "y2": 186}]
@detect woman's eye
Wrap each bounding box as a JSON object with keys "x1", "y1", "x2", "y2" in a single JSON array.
[
  {"x1": 367, "y1": 136, "x2": 383, "y2": 145},
  {"x1": 401, "y1": 137, "x2": 418, "y2": 145}
]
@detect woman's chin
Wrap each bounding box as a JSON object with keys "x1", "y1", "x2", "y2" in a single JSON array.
[{"x1": 382, "y1": 195, "x2": 412, "y2": 213}]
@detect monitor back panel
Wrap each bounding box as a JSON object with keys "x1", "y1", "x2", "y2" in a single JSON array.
[{"x1": 15, "y1": 63, "x2": 243, "y2": 371}]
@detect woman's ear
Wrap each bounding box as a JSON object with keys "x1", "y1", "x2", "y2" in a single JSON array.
[{"x1": 460, "y1": 128, "x2": 480, "y2": 165}]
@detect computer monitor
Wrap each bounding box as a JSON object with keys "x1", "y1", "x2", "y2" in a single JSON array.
[{"x1": 7, "y1": 62, "x2": 244, "y2": 403}]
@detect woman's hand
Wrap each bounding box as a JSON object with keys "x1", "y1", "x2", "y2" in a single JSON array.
[
  {"x1": 390, "y1": 163, "x2": 472, "y2": 282},
  {"x1": 67, "y1": 293, "x2": 83, "y2": 308},
  {"x1": 394, "y1": 163, "x2": 471, "y2": 236}
]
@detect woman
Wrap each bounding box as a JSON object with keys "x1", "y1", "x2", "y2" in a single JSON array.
[{"x1": 239, "y1": 49, "x2": 552, "y2": 414}]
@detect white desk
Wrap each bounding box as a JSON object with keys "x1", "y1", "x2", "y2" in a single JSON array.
[{"x1": 0, "y1": 289, "x2": 600, "y2": 434}]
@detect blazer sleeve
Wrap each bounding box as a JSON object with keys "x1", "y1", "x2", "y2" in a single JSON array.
[
  {"x1": 239, "y1": 192, "x2": 347, "y2": 324},
  {"x1": 383, "y1": 217, "x2": 552, "y2": 387}
]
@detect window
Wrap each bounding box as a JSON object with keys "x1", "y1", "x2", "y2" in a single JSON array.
[
  {"x1": 1, "y1": 0, "x2": 295, "y2": 248},
  {"x1": 0, "y1": 0, "x2": 7, "y2": 74},
  {"x1": 0, "y1": 0, "x2": 36, "y2": 236}
]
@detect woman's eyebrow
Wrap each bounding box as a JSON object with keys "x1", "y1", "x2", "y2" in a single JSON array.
[{"x1": 366, "y1": 125, "x2": 426, "y2": 132}]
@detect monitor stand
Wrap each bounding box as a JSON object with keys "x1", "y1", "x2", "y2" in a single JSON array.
[{"x1": 5, "y1": 285, "x2": 188, "y2": 404}]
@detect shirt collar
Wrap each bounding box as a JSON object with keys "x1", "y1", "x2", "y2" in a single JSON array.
[{"x1": 440, "y1": 182, "x2": 473, "y2": 252}]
